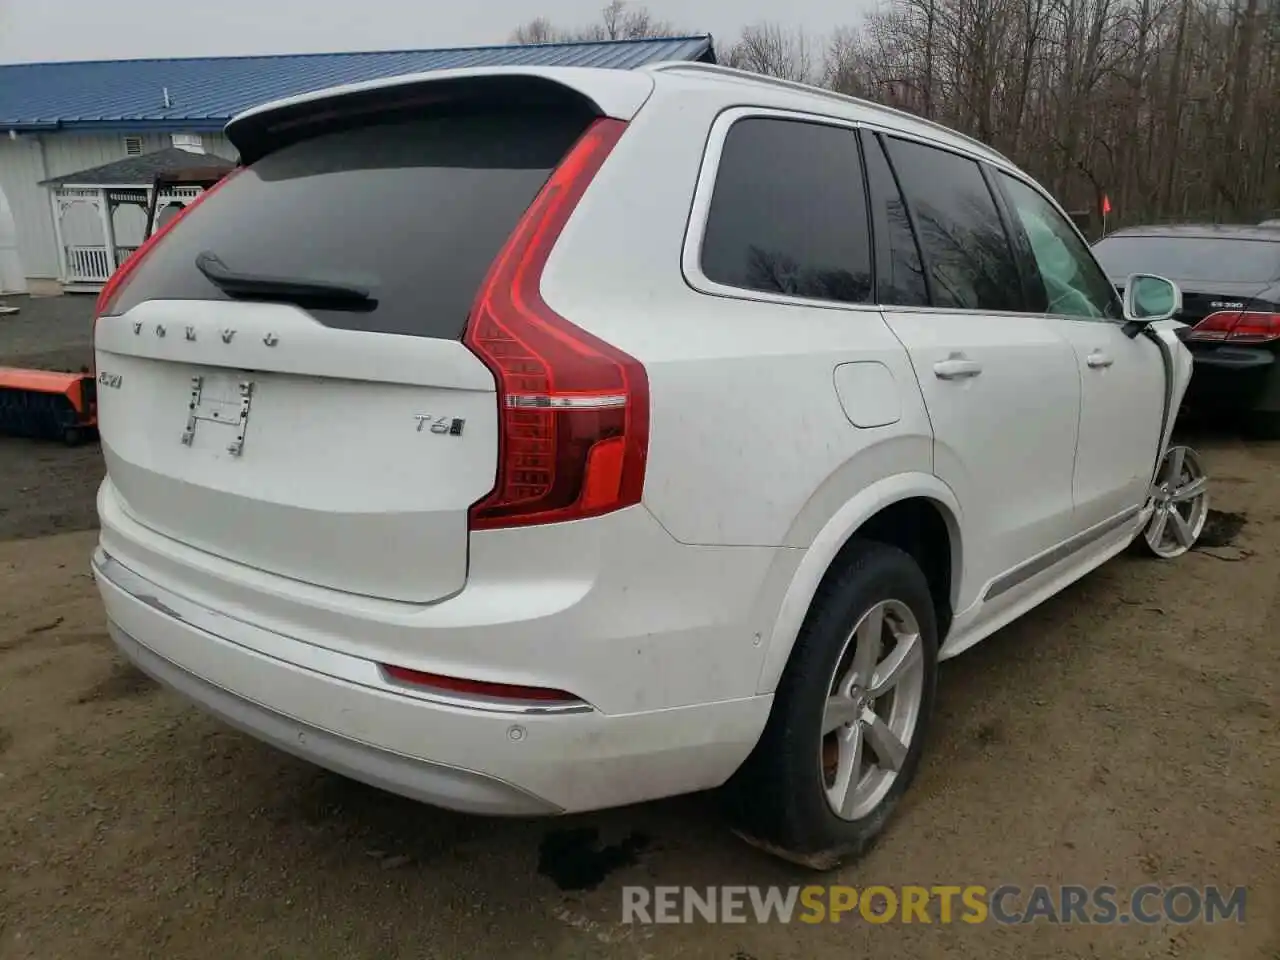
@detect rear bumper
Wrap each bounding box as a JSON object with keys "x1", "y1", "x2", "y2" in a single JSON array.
[
  {"x1": 92, "y1": 547, "x2": 773, "y2": 815},
  {"x1": 107, "y1": 618, "x2": 554, "y2": 815},
  {"x1": 1184, "y1": 345, "x2": 1277, "y2": 411}
]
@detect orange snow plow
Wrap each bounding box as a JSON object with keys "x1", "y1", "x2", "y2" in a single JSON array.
[{"x1": 0, "y1": 365, "x2": 96, "y2": 446}]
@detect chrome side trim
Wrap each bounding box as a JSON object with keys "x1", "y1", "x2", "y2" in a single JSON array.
[
  {"x1": 91, "y1": 549, "x2": 595, "y2": 717},
  {"x1": 983, "y1": 506, "x2": 1141, "y2": 602}
]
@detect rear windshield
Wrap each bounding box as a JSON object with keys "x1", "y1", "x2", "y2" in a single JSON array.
[
  {"x1": 112, "y1": 109, "x2": 592, "y2": 338},
  {"x1": 1091, "y1": 235, "x2": 1280, "y2": 284}
]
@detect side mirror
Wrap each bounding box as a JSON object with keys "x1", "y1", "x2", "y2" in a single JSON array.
[{"x1": 1123, "y1": 273, "x2": 1182, "y2": 331}]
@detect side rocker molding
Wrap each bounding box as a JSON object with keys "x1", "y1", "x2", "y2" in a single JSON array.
[{"x1": 754, "y1": 472, "x2": 963, "y2": 695}]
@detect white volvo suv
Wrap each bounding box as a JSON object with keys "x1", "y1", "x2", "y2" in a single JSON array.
[{"x1": 90, "y1": 62, "x2": 1206, "y2": 867}]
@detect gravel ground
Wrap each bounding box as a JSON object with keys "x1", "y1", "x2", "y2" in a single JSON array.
[
  {"x1": 1, "y1": 295, "x2": 1277, "y2": 959},
  {"x1": 0, "y1": 293, "x2": 96, "y2": 373}
]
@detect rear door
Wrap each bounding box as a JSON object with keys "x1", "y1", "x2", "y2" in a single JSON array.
[
  {"x1": 993, "y1": 171, "x2": 1165, "y2": 531},
  {"x1": 95, "y1": 105, "x2": 599, "y2": 602},
  {"x1": 867, "y1": 131, "x2": 1082, "y2": 607}
]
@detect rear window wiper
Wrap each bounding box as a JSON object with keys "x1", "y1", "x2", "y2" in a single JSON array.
[{"x1": 195, "y1": 251, "x2": 375, "y2": 308}]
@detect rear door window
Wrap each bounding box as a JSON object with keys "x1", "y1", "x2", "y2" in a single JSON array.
[
  {"x1": 699, "y1": 117, "x2": 873, "y2": 305},
  {"x1": 882, "y1": 136, "x2": 1025, "y2": 312},
  {"x1": 110, "y1": 109, "x2": 593, "y2": 338}
]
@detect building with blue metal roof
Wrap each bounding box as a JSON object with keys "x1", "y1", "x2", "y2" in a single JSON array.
[{"x1": 0, "y1": 36, "x2": 715, "y2": 293}]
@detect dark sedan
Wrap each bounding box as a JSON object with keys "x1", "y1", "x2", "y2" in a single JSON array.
[{"x1": 1092, "y1": 224, "x2": 1280, "y2": 438}]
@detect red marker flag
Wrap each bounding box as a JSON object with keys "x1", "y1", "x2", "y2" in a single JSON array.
[{"x1": 1101, "y1": 194, "x2": 1113, "y2": 216}]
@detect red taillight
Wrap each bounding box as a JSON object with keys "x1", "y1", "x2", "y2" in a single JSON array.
[
  {"x1": 463, "y1": 117, "x2": 648, "y2": 530},
  {"x1": 381, "y1": 665, "x2": 582, "y2": 704},
  {"x1": 1186, "y1": 311, "x2": 1237, "y2": 340},
  {"x1": 1224, "y1": 311, "x2": 1280, "y2": 342},
  {"x1": 94, "y1": 168, "x2": 241, "y2": 321},
  {"x1": 1188, "y1": 309, "x2": 1280, "y2": 343}
]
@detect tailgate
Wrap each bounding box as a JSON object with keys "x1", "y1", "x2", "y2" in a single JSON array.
[
  {"x1": 93, "y1": 100, "x2": 601, "y2": 602},
  {"x1": 96, "y1": 300, "x2": 497, "y2": 602}
]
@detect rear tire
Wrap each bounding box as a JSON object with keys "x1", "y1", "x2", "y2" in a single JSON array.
[
  {"x1": 62, "y1": 426, "x2": 84, "y2": 447},
  {"x1": 723, "y1": 540, "x2": 938, "y2": 870}
]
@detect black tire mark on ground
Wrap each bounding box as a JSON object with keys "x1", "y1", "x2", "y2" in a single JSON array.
[
  {"x1": 537, "y1": 827, "x2": 651, "y2": 891},
  {"x1": 1197, "y1": 509, "x2": 1246, "y2": 549}
]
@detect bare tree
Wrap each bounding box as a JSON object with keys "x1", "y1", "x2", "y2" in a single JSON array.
[
  {"x1": 823, "y1": 26, "x2": 868, "y2": 95},
  {"x1": 724, "y1": 23, "x2": 817, "y2": 82},
  {"x1": 600, "y1": 0, "x2": 677, "y2": 39},
  {"x1": 511, "y1": 2, "x2": 676, "y2": 44},
  {"x1": 513, "y1": 0, "x2": 1280, "y2": 225},
  {"x1": 812, "y1": 0, "x2": 1280, "y2": 226},
  {"x1": 509, "y1": 17, "x2": 568, "y2": 45}
]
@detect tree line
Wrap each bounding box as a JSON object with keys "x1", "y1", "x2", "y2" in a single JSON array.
[{"x1": 513, "y1": 0, "x2": 1280, "y2": 231}]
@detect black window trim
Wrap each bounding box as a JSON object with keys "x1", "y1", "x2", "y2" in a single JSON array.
[
  {"x1": 681, "y1": 105, "x2": 883, "y2": 314},
  {"x1": 877, "y1": 130, "x2": 1029, "y2": 315},
  {"x1": 860, "y1": 128, "x2": 935, "y2": 308},
  {"x1": 979, "y1": 161, "x2": 1044, "y2": 315},
  {"x1": 852, "y1": 127, "x2": 881, "y2": 305},
  {"x1": 857, "y1": 119, "x2": 1064, "y2": 320}
]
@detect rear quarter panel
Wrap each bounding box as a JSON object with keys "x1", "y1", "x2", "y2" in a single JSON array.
[
  {"x1": 539, "y1": 82, "x2": 935, "y2": 551},
  {"x1": 540, "y1": 80, "x2": 950, "y2": 697}
]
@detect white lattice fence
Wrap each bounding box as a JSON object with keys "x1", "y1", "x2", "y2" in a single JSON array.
[
  {"x1": 53, "y1": 184, "x2": 206, "y2": 286},
  {"x1": 66, "y1": 245, "x2": 113, "y2": 282}
]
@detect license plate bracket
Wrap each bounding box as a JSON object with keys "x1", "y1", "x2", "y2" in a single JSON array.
[{"x1": 181, "y1": 374, "x2": 255, "y2": 456}]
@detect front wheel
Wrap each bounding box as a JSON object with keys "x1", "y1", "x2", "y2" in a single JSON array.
[
  {"x1": 1135, "y1": 445, "x2": 1209, "y2": 559},
  {"x1": 724, "y1": 540, "x2": 938, "y2": 870}
]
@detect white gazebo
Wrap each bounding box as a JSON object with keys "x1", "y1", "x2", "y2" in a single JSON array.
[{"x1": 41, "y1": 147, "x2": 236, "y2": 291}]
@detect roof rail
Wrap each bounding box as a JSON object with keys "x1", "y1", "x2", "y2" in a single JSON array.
[{"x1": 644, "y1": 61, "x2": 1011, "y2": 165}]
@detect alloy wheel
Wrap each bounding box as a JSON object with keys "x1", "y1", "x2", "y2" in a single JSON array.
[
  {"x1": 820, "y1": 599, "x2": 926, "y2": 822},
  {"x1": 1143, "y1": 445, "x2": 1209, "y2": 559}
]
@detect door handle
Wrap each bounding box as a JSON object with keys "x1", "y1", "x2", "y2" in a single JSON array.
[
  {"x1": 933, "y1": 356, "x2": 983, "y2": 380},
  {"x1": 1087, "y1": 351, "x2": 1114, "y2": 369}
]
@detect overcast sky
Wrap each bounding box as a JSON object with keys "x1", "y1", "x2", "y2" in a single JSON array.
[{"x1": 0, "y1": 0, "x2": 872, "y2": 64}]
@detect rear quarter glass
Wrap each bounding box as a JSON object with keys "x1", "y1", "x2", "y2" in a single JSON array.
[{"x1": 109, "y1": 109, "x2": 593, "y2": 339}]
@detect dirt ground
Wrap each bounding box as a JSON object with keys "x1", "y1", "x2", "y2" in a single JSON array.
[
  {"x1": 0, "y1": 294, "x2": 101, "y2": 543},
  {"x1": 1, "y1": 295, "x2": 1277, "y2": 959}
]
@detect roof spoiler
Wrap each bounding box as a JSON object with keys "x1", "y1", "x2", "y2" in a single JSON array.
[{"x1": 226, "y1": 67, "x2": 655, "y2": 165}]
